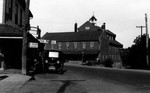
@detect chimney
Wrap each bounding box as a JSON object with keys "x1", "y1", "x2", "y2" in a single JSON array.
[
  {"x1": 74, "y1": 23, "x2": 78, "y2": 32},
  {"x1": 37, "y1": 26, "x2": 41, "y2": 39},
  {"x1": 101, "y1": 23, "x2": 106, "y2": 30}
]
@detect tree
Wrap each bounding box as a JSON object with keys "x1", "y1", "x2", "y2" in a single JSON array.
[{"x1": 124, "y1": 34, "x2": 148, "y2": 69}]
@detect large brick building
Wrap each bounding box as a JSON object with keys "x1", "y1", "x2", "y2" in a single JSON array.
[{"x1": 42, "y1": 15, "x2": 123, "y2": 64}]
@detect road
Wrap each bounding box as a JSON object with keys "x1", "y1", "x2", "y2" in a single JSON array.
[{"x1": 16, "y1": 64, "x2": 150, "y2": 93}]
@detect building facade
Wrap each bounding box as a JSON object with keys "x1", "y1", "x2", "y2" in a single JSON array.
[
  {"x1": 42, "y1": 16, "x2": 123, "y2": 65},
  {"x1": 0, "y1": 0, "x2": 34, "y2": 69}
]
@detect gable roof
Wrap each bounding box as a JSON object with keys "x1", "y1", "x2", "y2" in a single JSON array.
[
  {"x1": 78, "y1": 21, "x2": 101, "y2": 32},
  {"x1": 78, "y1": 21, "x2": 116, "y2": 37},
  {"x1": 42, "y1": 31, "x2": 102, "y2": 42}
]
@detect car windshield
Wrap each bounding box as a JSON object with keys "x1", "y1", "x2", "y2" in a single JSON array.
[{"x1": 48, "y1": 51, "x2": 59, "y2": 58}]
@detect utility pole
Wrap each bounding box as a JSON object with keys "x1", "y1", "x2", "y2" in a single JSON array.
[
  {"x1": 145, "y1": 13, "x2": 149, "y2": 66},
  {"x1": 136, "y1": 26, "x2": 145, "y2": 37},
  {"x1": 22, "y1": 0, "x2": 30, "y2": 75}
]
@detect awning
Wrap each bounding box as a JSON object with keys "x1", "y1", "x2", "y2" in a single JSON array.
[
  {"x1": 0, "y1": 24, "x2": 22, "y2": 37},
  {"x1": 0, "y1": 24, "x2": 38, "y2": 42}
]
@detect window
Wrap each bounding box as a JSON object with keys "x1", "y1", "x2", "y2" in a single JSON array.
[
  {"x1": 105, "y1": 55, "x2": 108, "y2": 59},
  {"x1": 109, "y1": 36, "x2": 111, "y2": 40},
  {"x1": 112, "y1": 36, "x2": 114, "y2": 40},
  {"x1": 7, "y1": 0, "x2": 13, "y2": 20},
  {"x1": 15, "y1": 3, "x2": 18, "y2": 24},
  {"x1": 20, "y1": 9, "x2": 23, "y2": 27},
  {"x1": 58, "y1": 42, "x2": 62, "y2": 50},
  {"x1": 103, "y1": 34, "x2": 107, "y2": 39},
  {"x1": 102, "y1": 55, "x2": 104, "y2": 60},
  {"x1": 110, "y1": 55, "x2": 112, "y2": 58},
  {"x1": 109, "y1": 46, "x2": 112, "y2": 51},
  {"x1": 82, "y1": 42, "x2": 86, "y2": 49},
  {"x1": 112, "y1": 55, "x2": 114, "y2": 60},
  {"x1": 85, "y1": 27, "x2": 90, "y2": 30},
  {"x1": 90, "y1": 42, "x2": 94, "y2": 49},
  {"x1": 51, "y1": 44, "x2": 54, "y2": 50},
  {"x1": 116, "y1": 48, "x2": 118, "y2": 52},
  {"x1": 74, "y1": 42, "x2": 77, "y2": 49},
  {"x1": 66, "y1": 42, "x2": 69, "y2": 50}
]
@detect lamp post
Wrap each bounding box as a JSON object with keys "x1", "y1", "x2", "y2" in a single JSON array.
[{"x1": 22, "y1": 0, "x2": 30, "y2": 75}]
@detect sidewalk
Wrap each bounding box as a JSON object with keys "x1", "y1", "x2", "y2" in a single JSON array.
[{"x1": 0, "y1": 69, "x2": 31, "y2": 93}]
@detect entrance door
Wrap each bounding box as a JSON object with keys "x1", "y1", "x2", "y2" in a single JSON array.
[{"x1": 3, "y1": 39, "x2": 22, "y2": 69}]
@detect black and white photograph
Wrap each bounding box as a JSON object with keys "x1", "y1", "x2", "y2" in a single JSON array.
[{"x1": 0, "y1": 0, "x2": 149, "y2": 93}]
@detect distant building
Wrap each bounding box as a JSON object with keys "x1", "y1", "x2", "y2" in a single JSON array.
[
  {"x1": 42, "y1": 15, "x2": 123, "y2": 63},
  {"x1": 0, "y1": 0, "x2": 35, "y2": 69}
]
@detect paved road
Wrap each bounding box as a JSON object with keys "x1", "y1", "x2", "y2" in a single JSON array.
[{"x1": 16, "y1": 65, "x2": 150, "y2": 93}]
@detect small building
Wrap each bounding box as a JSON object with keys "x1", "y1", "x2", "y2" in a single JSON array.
[
  {"x1": 0, "y1": 0, "x2": 38, "y2": 70},
  {"x1": 42, "y1": 15, "x2": 123, "y2": 64}
]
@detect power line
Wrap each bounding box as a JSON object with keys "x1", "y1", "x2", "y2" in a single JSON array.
[{"x1": 136, "y1": 26, "x2": 145, "y2": 37}]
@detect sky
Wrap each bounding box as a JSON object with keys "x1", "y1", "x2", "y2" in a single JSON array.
[{"x1": 30, "y1": 0, "x2": 150, "y2": 48}]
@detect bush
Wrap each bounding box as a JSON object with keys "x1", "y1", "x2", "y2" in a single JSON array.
[{"x1": 103, "y1": 58, "x2": 114, "y2": 67}]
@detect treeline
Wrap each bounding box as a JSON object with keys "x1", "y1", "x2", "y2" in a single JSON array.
[{"x1": 121, "y1": 34, "x2": 150, "y2": 69}]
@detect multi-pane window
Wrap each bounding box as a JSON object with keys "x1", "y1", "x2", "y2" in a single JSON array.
[
  {"x1": 105, "y1": 55, "x2": 108, "y2": 59},
  {"x1": 82, "y1": 42, "x2": 86, "y2": 49},
  {"x1": 102, "y1": 55, "x2": 104, "y2": 60},
  {"x1": 109, "y1": 46, "x2": 111, "y2": 51},
  {"x1": 66, "y1": 42, "x2": 69, "y2": 50},
  {"x1": 90, "y1": 42, "x2": 94, "y2": 49},
  {"x1": 51, "y1": 44, "x2": 54, "y2": 50},
  {"x1": 74, "y1": 42, "x2": 77, "y2": 49},
  {"x1": 10, "y1": 0, "x2": 13, "y2": 20},
  {"x1": 20, "y1": 9, "x2": 23, "y2": 27},
  {"x1": 112, "y1": 55, "x2": 114, "y2": 60},
  {"x1": 58, "y1": 42, "x2": 62, "y2": 50},
  {"x1": 6, "y1": 0, "x2": 13, "y2": 21},
  {"x1": 15, "y1": 3, "x2": 18, "y2": 24}
]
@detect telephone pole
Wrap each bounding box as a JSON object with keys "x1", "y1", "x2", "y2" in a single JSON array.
[
  {"x1": 145, "y1": 13, "x2": 149, "y2": 66},
  {"x1": 136, "y1": 26, "x2": 145, "y2": 37},
  {"x1": 22, "y1": 0, "x2": 30, "y2": 75}
]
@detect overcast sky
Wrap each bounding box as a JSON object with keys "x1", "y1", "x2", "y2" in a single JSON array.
[{"x1": 30, "y1": 0, "x2": 150, "y2": 48}]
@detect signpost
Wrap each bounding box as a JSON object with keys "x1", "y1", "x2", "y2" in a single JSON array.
[
  {"x1": 38, "y1": 39, "x2": 49, "y2": 44},
  {"x1": 29, "y1": 42, "x2": 38, "y2": 48},
  {"x1": 51, "y1": 40, "x2": 57, "y2": 44}
]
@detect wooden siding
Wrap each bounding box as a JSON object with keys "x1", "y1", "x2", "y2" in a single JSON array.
[{"x1": 0, "y1": 0, "x2": 4, "y2": 23}]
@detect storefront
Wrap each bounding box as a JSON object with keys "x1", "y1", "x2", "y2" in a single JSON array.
[{"x1": 0, "y1": 24, "x2": 40, "y2": 70}]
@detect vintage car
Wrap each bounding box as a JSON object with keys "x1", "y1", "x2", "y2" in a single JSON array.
[{"x1": 44, "y1": 50, "x2": 65, "y2": 74}]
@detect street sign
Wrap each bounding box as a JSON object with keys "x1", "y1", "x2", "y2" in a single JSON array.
[
  {"x1": 29, "y1": 42, "x2": 38, "y2": 48},
  {"x1": 38, "y1": 39, "x2": 49, "y2": 44},
  {"x1": 51, "y1": 40, "x2": 56, "y2": 44}
]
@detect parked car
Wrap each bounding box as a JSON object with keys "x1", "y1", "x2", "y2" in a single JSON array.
[{"x1": 44, "y1": 50, "x2": 65, "y2": 74}]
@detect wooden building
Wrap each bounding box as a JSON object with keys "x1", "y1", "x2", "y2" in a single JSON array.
[
  {"x1": 0, "y1": 0, "x2": 37, "y2": 69},
  {"x1": 42, "y1": 15, "x2": 123, "y2": 64}
]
